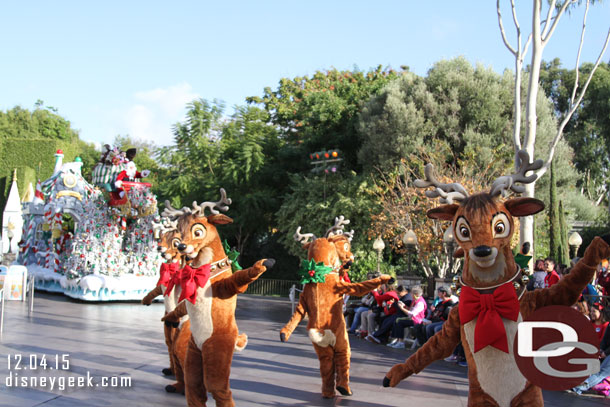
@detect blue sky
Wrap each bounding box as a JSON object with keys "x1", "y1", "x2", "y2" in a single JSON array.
[{"x1": 1, "y1": 1, "x2": 608, "y2": 147}]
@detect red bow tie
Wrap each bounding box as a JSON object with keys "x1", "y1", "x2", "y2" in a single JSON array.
[
  {"x1": 163, "y1": 263, "x2": 182, "y2": 296},
  {"x1": 459, "y1": 282, "x2": 520, "y2": 353},
  {"x1": 179, "y1": 264, "x2": 212, "y2": 304},
  {"x1": 157, "y1": 262, "x2": 180, "y2": 288}
]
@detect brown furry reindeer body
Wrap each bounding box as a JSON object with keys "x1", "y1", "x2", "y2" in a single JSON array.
[
  {"x1": 383, "y1": 151, "x2": 610, "y2": 406},
  {"x1": 143, "y1": 217, "x2": 191, "y2": 394},
  {"x1": 161, "y1": 189, "x2": 274, "y2": 407},
  {"x1": 281, "y1": 217, "x2": 393, "y2": 399}
]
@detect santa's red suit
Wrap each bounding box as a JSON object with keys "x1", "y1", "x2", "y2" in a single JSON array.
[{"x1": 109, "y1": 162, "x2": 149, "y2": 206}]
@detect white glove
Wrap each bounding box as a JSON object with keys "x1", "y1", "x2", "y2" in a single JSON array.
[
  {"x1": 141, "y1": 170, "x2": 150, "y2": 178},
  {"x1": 115, "y1": 180, "x2": 123, "y2": 188}
]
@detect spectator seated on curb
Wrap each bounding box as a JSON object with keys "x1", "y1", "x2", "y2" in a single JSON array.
[
  {"x1": 591, "y1": 302, "x2": 609, "y2": 343},
  {"x1": 346, "y1": 291, "x2": 376, "y2": 334},
  {"x1": 385, "y1": 286, "x2": 427, "y2": 349},
  {"x1": 358, "y1": 283, "x2": 393, "y2": 338},
  {"x1": 573, "y1": 311, "x2": 610, "y2": 394},
  {"x1": 413, "y1": 286, "x2": 456, "y2": 346},
  {"x1": 366, "y1": 286, "x2": 410, "y2": 343},
  {"x1": 526, "y1": 259, "x2": 546, "y2": 291},
  {"x1": 364, "y1": 286, "x2": 401, "y2": 343},
  {"x1": 444, "y1": 343, "x2": 467, "y2": 367}
]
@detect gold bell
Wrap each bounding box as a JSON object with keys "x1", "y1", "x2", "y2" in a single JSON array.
[
  {"x1": 513, "y1": 282, "x2": 521, "y2": 290},
  {"x1": 452, "y1": 275, "x2": 460, "y2": 283},
  {"x1": 456, "y1": 288, "x2": 461, "y2": 295},
  {"x1": 521, "y1": 275, "x2": 530, "y2": 284},
  {"x1": 450, "y1": 284, "x2": 457, "y2": 292}
]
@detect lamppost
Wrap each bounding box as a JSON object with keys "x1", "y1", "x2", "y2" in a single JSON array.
[
  {"x1": 443, "y1": 226, "x2": 456, "y2": 276},
  {"x1": 402, "y1": 229, "x2": 418, "y2": 276},
  {"x1": 568, "y1": 231, "x2": 583, "y2": 259},
  {"x1": 373, "y1": 236, "x2": 385, "y2": 275}
]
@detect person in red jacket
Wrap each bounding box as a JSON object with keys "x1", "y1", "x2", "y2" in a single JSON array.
[{"x1": 543, "y1": 257, "x2": 560, "y2": 288}]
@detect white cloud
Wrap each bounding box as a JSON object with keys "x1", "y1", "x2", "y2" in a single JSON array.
[{"x1": 121, "y1": 82, "x2": 199, "y2": 146}]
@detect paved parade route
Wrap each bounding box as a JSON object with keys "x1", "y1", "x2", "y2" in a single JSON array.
[{"x1": 0, "y1": 293, "x2": 606, "y2": 406}]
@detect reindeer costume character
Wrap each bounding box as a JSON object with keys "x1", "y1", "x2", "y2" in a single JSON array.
[
  {"x1": 142, "y1": 218, "x2": 182, "y2": 373},
  {"x1": 142, "y1": 216, "x2": 193, "y2": 394},
  {"x1": 161, "y1": 189, "x2": 274, "y2": 407},
  {"x1": 383, "y1": 151, "x2": 610, "y2": 406},
  {"x1": 280, "y1": 217, "x2": 393, "y2": 399}
]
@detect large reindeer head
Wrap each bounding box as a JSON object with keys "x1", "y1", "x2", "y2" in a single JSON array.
[
  {"x1": 162, "y1": 189, "x2": 233, "y2": 268},
  {"x1": 294, "y1": 215, "x2": 355, "y2": 270},
  {"x1": 415, "y1": 150, "x2": 545, "y2": 288}
]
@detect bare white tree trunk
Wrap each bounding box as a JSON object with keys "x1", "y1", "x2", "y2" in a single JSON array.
[
  {"x1": 497, "y1": 0, "x2": 610, "y2": 250},
  {"x1": 520, "y1": 0, "x2": 543, "y2": 250}
]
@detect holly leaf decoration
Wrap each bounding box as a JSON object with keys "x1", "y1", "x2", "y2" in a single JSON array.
[
  {"x1": 223, "y1": 240, "x2": 242, "y2": 271},
  {"x1": 298, "y1": 259, "x2": 332, "y2": 284}
]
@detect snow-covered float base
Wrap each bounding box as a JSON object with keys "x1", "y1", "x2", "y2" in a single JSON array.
[{"x1": 27, "y1": 265, "x2": 159, "y2": 301}]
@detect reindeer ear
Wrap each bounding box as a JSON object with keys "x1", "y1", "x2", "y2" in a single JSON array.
[
  {"x1": 207, "y1": 214, "x2": 233, "y2": 225},
  {"x1": 504, "y1": 198, "x2": 545, "y2": 217},
  {"x1": 454, "y1": 248, "x2": 464, "y2": 258},
  {"x1": 302, "y1": 243, "x2": 311, "y2": 251},
  {"x1": 427, "y1": 204, "x2": 459, "y2": 221}
]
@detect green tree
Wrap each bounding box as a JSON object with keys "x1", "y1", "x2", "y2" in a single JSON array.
[
  {"x1": 275, "y1": 172, "x2": 386, "y2": 281},
  {"x1": 548, "y1": 161, "x2": 561, "y2": 262},
  {"x1": 0, "y1": 103, "x2": 90, "y2": 220},
  {"x1": 247, "y1": 66, "x2": 404, "y2": 172},
  {"x1": 357, "y1": 58, "x2": 515, "y2": 172}
]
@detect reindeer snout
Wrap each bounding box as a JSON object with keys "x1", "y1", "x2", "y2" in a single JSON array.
[
  {"x1": 473, "y1": 245, "x2": 492, "y2": 257},
  {"x1": 177, "y1": 243, "x2": 187, "y2": 252}
]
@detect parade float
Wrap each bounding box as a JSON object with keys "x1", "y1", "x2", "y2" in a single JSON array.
[{"x1": 16, "y1": 147, "x2": 163, "y2": 301}]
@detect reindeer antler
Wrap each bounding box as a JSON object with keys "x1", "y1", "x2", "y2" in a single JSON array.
[
  {"x1": 489, "y1": 150, "x2": 543, "y2": 197},
  {"x1": 192, "y1": 188, "x2": 232, "y2": 216},
  {"x1": 343, "y1": 229, "x2": 355, "y2": 242},
  {"x1": 161, "y1": 201, "x2": 191, "y2": 218},
  {"x1": 414, "y1": 164, "x2": 469, "y2": 204},
  {"x1": 294, "y1": 226, "x2": 316, "y2": 245},
  {"x1": 151, "y1": 216, "x2": 178, "y2": 236},
  {"x1": 325, "y1": 215, "x2": 350, "y2": 238}
]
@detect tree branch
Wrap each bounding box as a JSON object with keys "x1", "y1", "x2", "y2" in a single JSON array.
[
  {"x1": 569, "y1": 0, "x2": 589, "y2": 105},
  {"x1": 542, "y1": 0, "x2": 576, "y2": 44},
  {"x1": 537, "y1": 24, "x2": 610, "y2": 179},
  {"x1": 497, "y1": 0, "x2": 518, "y2": 55},
  {"x1": 541, "y1": 0, "x2": 558, "y2": 38}
]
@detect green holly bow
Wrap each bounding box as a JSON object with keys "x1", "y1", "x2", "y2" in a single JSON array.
[
  {"x1": 223, "y1": 240, "x2": 242, "y2": 271},
  {"x1": 299, "y1": 259, "x2": 333, "y2": 284}
]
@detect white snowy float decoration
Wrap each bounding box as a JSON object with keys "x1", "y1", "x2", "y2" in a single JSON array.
[{"x1": 16, "y1": 148, "x2": 163, "y2": 301}]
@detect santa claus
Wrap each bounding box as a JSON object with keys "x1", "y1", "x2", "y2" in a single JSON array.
[{"x1": 109, "y1": 160, "x2": 150, "y2": 204}]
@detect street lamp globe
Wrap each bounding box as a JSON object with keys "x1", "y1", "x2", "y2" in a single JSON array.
[
  {"x1": 568, "y1": 231, "x2": 583, "y2": 258},
  {"x1": 443, "y1": 226, "x2": 454, "y2": 245},
  {"x1": 373, "y1": 236, "x2": 385, "y2": 252},
  {"x1": 402, "y1": 229, "x2": 418, "y2": 247},
  {"x1": 373, "y1": 236, "x2": 385, "y2": 274},
  {"x1": 568, "y1": 231, "x2": 582, "y2": 247}
]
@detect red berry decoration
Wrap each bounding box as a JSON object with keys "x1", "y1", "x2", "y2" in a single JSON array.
[{"x1": 308, "y1": 270, "x2": 315, "y2": 277}]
